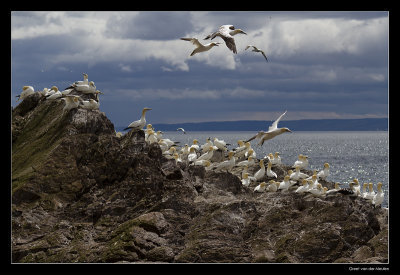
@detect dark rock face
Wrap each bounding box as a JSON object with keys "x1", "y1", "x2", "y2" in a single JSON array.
[{"x1": 11, "y1": 94, "x2": 388, "y2": 263}]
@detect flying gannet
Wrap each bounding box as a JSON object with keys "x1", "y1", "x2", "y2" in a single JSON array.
[
  {"x1": 16, "y1": 86, "x2": 35, "y2": 101},
  {"x1": 124, "y1": 107, "x2": 152, "y2": 131},
  {"x1": 176, "y1": 127, "x2": 187, "y2": 134},
  {"x1": 246, "y1": 111, "x2": 292, "y2": 146},
  {"x1": 372, "y1": 182, "x2": 384, "y2": 208},
  {"x1": 204, "y1": 25, "x2": 247, "y2": 54},
  {"x1": 245, "y1": 45, "x2": 269, "y2": 62},
  {"x1": 180, "y1": 38, "x2": 221, "y2": 56}
]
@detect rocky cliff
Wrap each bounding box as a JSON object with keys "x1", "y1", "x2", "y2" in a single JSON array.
[{"x1": 11, "y1": 93, "x2": 388, "y2": 263}]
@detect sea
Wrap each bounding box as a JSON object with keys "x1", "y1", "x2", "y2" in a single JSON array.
[{"x1": 122, "y1": 130, "x2": 389, "y2": 208}]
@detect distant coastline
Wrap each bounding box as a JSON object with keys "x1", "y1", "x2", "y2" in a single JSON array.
[{"x1": 117, "y1": 118, "x2": 388, "y2": 132}]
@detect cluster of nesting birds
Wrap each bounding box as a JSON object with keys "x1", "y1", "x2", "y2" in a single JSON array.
[
  {"x1": 126, "y1": 118, "x2": 385, "y2": 208},
  {"x1": 181, "y1": 24, "x2": 268, "y2": 61},
  {"x1": 15, "y1": 73, "x2": 103, "y2": 113}
]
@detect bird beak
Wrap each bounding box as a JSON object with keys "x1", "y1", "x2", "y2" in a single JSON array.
[{"x1": 242, "y1": 31, "x2": 247, "y2": 35}]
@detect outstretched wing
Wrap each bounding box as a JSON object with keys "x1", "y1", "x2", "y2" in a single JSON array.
[
  {"x1": 268, "y1": 111, "x2": 287, "y2": 132},
  {"x1": 261, "y1": 51, "x2": 268, "y2": 62},
  {"x1": 245, "y1": 131, "x2": 266, "y2": 143},
  {"x1": 180, "y1": 37, "x2": 202, "y2": 47}
]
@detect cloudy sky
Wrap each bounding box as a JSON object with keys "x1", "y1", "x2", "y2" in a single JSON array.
[{"x1": 11, "y1": 11, "x2": 388, "y2": 127}]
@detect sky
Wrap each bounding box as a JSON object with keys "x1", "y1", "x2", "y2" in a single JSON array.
[{"x1": 11, "y1": 11, "x2": 389, "y2": 127}]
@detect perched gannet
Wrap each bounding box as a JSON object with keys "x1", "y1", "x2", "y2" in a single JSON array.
[
  {"x1": 326, "y1": 182, "x2": 342, "y2": 195},
  {"x1": 338, "y1": 182, "x2": 356, "y2": 196},
  {"x1": 201, "y1": 138, "x2": 214, "y2": 153},
  {"x1": 265, "y1": 153, "x2": 274, "y2": 163},
  {"x1": 241, "y1": 173, "x2": 251, "y2": 187},
  {"x1": 309, "y1": 184, "x2": 327, "y2": 197},
  {"x1": 204, "y1": 25, "x2": 247, "y2": 54},
  {"x1": 80, "y1": 99, "x2": 99, "y2": 110},
  {"x1": 189, "y1": 139, "x2": 200, "y2": 151},
  {"x1": 46, "y1": 88, "x2": 62, "y2": 100},
  {"x1": 253, "y1": 159, "x2": 266, "y2": 181},
  {"x1": 245, "y1": 45, "x2": 268, "y2": 62},
  {"x1": 254, "y1": 182, "x2": 267, "y2": 193},
  {"x1": 266, "y1": 162, "x2": 277, "y2": 178},
  {"x1": 234, "y1": 142, "x2": 251, "y2": 158},
  {"x1": 193, "y1": 159, "x2": 211, "y2": 167},
  {"x1": 266, "y1": 180, "x2": 280, "y2": 192},
  {"x1": 163, "y1": 147, "x2": 177, "y2": 159},
  {"x1": 236, "y1": 156, "x2": 255, "y2": 167},
  {"x1": 180, "y1": 144, "x2": 190, "y2": 156},
  {"x1": 273, "y1": 152, "x2": 282, "y2": 165},
  {"x1": 317, "y1": 163, "x2": 330, "y2": 181},
  {"x1": 352, "y1": 179, "x2": 361, "y2": 196},
  {"x1": 176, "y1": 127, "x2": 186, "y2": 134},
  {"x1": 75, "y1": 73, "x2": 88, "y2": 85},
  {"x1": 173, "y1": 153, "x2": 183, "y2": 164},
  {"x1": 365, "y1": 183, "x2": 376, "y2": 201},
  {"x1": 146, "y1": 129, "x2": 158, "y2": 144},
  {"x1": 187, "y1": 147, "x2": 198, "y2": 162},
  {"x1": 197, "y1": 146, "x2": 214, "y2": 161},
  {"x1": 295, "y1": 179, "x2": 310, "y2": 194},
  {"x1": 245, "y1": 148, "x2": 256, "y2": 159},
  {"x1": 290, "y1": 166, "x2": 309, "y2": 181},
  {"x1": 362, "y1": 183, "x2": 369, "y2": 199},
  {"x1": 124, "y1": 107, "x2": 152, "y2": 131},
  {"x1": 61, "y1": 88, "x2": 74, "y2": 96},
  {"x1": 61, "y1": 95, "x2": 80, "y2": 112},
  {"x1": 278, "y1": 175, "x2": 291, "y2": 192},
  {"x1": 214, "y1": 151, "x2": 235, "y2": 172},
  {"x1": 44, "y1": 86, "x2": 58, "y2": 97},
  {"x1": 246, "y1": 111, "x2": 292, "y2": 146},
  {"x1": 155, "y1": 130, "x2": 163, "y2": 141},
  {"x1": 308, "y1": 175, "x2": 319, "y2": 190},
  {"x1": 180, "y1": 37, "x2": 221, "y2": 56},
  {"x1": 213, "y1": 137, "x2": 229, "y2": 151},
  {"x1": 372, "y1": 182, "x2": 384, "y2": 208},
  {"x1": 16, "y1": 86, "x2": 35, "y2": 101},
  {"x1": 75, "y1": 81, "x2": 96, "y2": 94},
  {"x1": 241, "y1": 165, "x2": 249, "y2": 179}
]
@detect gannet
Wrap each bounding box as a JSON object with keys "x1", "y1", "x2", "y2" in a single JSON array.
[
  {"x1": 61, "y1": 88, "x2": 74, "y2": 96},
  {"x1": 234, "y1": 142, "x2": 251, "y2": 158},
  {"x1": 372, "y1": 182, "x2": 384, "y2": 208},
  {"x1": 337, "y1": 182, "x2": 356, "y2": 196},
  {"x1": 197, "y1": 146, "x2": 214, "y2": 161},
  {"x1": 16, "y1": 86, "x2": 34, "y2": 101},
  {"x1": 294, "y1": 155, "x2": 309, "y2": 170},
  {"x1": 180, "y1": 144, "x2": 190, "y2": 156},
  {"x1": 176, "y1": 127, "x2": 186, "y2": 134},
  {"x1": 213, "y1": 137, "x2": 229, "y2": 151},
  {"x1": 124, "y1": 107, "x2": 152, "y2": 131},
  {"x1": 295, "y1": 179, "x2": 309, "y2": 194},
  {"x1": 365, "y1": 183, "x2": 376, "y2": 201},
  {"x1": 352, "y1": 179, "x2": 361, "y2": 196},
  {"x1": 155, "y1": 130, "x2": 163, "y2": 141},
  {"x1": 309, "y1": 184, "x2": 328, "y2": 197},
  {"x1": 326, "y1": 182, "x2": 342, "y2": 195},
  {"x1": 317, "y1": 163, "x2": 330, "y2": 181},
  {"x1": 44, "y1": 86, "x2": 58, "y2": 97},
  {"x1": 80, "y1": 99, "x2": 99, "y2": 110},
  {"x1": 163, "y1": 147, "x2": 177, "y2": 159},
  {"x1": 265, "y1": 153, "x2": 274, "y2": 163},
  {"x1": 241, "y1": 165, "x2": 249, "y2": 179},
  {"x1": 173, "y1": 153, "x2": 183, "y2": 164},
  {"x1": 245, "y1": 45, "x2": 268, "y2": 62},
  {"x1": 189, "y1": 139, "x2": 200, "y2": 151},
  {"x1": 241, "y1": 173, "x2": 252, "y2": 187},
  {"x1": 204, "y1": 25, "x2": 247, "y2": 54},
  {"x1": 308, "y1": 175, "x2": 319, "y2": 190},
  {"x1": 201, "y1": 138, "x2": 214, "y2": 153},
  {"x1": 362, "y1": 183, "x2": 369, "y2": 199},
  {"x1": 266, "y1": 162, "x2": 277, "y2": 178},
  {"x1": 290, "y1": 166, "x2": 309, "y2": 181},
  {"x1": 193, "y1": 159, "x2": 211, "y2": 167},
  {"x1": 266, "y1": 180, "x2": 280, "y2": 192},
  {"x1": 180, "y1": 38, "x2": 221, "y2": 56},
  {"x1": 75, "y1": 73, "x2": 88, "y2": 85},
  {"x1": 187, "y1": 147, "x2": 198, "y2": 162},
  {"x1": 245, "y1": 148, "x2": 256, "y2": 159},
  {"x1": 146, "y1": 129, "x2": 158, "y2": 144},
  {"x1": 75, "y1": 81, "x2": 96, "y2": 94},
  {"x1": 254, "y1": 182, "x2": 267, "y2": 193},
  {"x1": 61, "y1": 95, "x2": 80, "y2": 112},
  {"x1": 236, "y1": 156, "x2": 255, "y2": 167},
  {"x1": 214, "y1": 151, "x2": 235, "y2": 172},
  {"x1": 273, "y1": 152, "x2": 282, "y2": 165},
  {"x1": 46, "y1": 88, "x2": 62, "y2": 100},
  {"x1": 278, "y1": 175, "x2": 291, "y2": 192},
  {"x1": 253, "y1": 159, "x2": 266, "y2": 181},
  {"x1": 246, "y1": 111, "x2": 292, "y2": 146}
]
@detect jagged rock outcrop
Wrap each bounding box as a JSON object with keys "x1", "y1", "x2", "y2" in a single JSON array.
[{"x1": 11, "y1": 93, "x2": 388, "y2": 263}]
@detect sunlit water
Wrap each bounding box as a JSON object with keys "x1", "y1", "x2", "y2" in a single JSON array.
[{"x1": 128, "y1": 130, "x2": 389, "y2": 208}]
